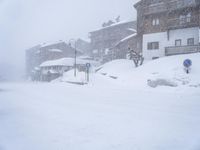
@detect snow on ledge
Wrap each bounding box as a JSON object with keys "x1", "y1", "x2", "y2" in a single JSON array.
[
  {"x1": 48, "y1": 49, "x2": 63, "y2": 53},
  {"x1": 120, "y1": 33, "x2": 137, "y2": 43}
]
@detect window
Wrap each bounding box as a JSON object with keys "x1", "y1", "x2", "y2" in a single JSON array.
[
  {"x1": 179, "y1": 12, "x2": 191, "y2": 24},
  {"x1": 175, "y1": 39, "x2": 182, "y2": 46},
  {"x1": 152, "y1": 18, "x2": 160, "y2": 26},
  {"x1": 187, "y1": 38, "x2": 194, "y2": 45},
  {"x1": 179, "y1": 15, "x2": 185, "y2": 25},
  {"x1": 156, "y1": 18, "x2": 160, "y2": 25},
  {"x1": 147, "y1": 42, "x2": 159, "y2": 50},
  {"x1": 186, "y1": 13, "x2": 191, "y2": 23},
  {"x1": 152, "y1": 19, "x2": 156, "y2": 26}
]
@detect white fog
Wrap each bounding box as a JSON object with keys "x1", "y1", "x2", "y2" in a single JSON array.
[
  {"x1": 0, "y1": 0, "x2": 137, "y2": 80},
  {"x1": 0, "y1": 0, "x2": 200, "y2": 150}
]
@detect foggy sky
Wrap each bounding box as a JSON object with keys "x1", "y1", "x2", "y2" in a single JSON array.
[{"x1": 0, "y1": 0, "x2": 139, "y2": 79}]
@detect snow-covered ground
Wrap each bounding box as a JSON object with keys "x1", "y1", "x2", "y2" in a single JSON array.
[
  {"x1": 96, "y1": 53, "x2": 200, "y2": 90},
  {"x1": 0, "y1": 53, "x2": 200, "y2": 150}
]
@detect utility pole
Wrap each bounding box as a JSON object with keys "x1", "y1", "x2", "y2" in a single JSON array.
[{"x1": 69, "y1": 39, "x2": 77, "y2": 77}]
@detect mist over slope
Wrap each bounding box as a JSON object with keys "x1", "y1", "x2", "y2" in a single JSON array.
[{"x1": 0, "y1": 63, "x2": 25, "y2": 81}]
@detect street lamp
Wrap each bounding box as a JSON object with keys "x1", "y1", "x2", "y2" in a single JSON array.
[{"x1": 69, "y1": 39, "x2": 77, "y2": 77}]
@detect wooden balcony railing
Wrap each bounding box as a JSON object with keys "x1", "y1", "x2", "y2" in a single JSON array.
[
  {"x1": 167, "y1": 0, "x2": 197, "y2": 11},
  {"x1": 144, "y1": 2, "x2": 167, "y2": 15},
  {"x1": 144, "y1": 0, "x2": 198, "y2": 15},
  {"x1": 165, "y1": 45, "x2": 200, "y2": 56},
  {"x1": 167, "y1": 16, "x2": 199, "y2": 29}
]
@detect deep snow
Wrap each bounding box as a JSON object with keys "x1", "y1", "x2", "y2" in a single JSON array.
[
  {"x1": 0, "y1": 53, "x2": 200, "y2": 150},
  {"x1": 97, "y1": 53, "x2": 200, "y2": 90}
]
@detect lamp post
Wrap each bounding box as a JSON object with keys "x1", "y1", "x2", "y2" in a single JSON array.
[{"x1": 69, "y1": 39, "x2": 77, "y2": 77}]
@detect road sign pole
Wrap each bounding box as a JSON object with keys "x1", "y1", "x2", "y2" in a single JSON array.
[
  {"x1": 85, "y1": 63, "x2": 91, "y2": 82},
  {"x1": 183, "y1": 59, "x2": 192, "y2": 74},
  {"x1": 87, "y1": 68, "x2": 89, "y2": 82}
]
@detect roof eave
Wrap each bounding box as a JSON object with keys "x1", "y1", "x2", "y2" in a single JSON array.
[{"x1": 134, "y1": 1, "x2": 142, "y2": 9}]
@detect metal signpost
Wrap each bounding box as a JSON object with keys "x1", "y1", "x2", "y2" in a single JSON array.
[
  {"x1": 183, "y1": 59, "x2": 192, "y2": 74},
  {"x1": 86, "y1": 63, "x2": 91, "y2": 82}
]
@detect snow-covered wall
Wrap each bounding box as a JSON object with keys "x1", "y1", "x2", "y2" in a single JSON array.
[
  {"x1": 168, "y1": 27, "x2": 199, "y2": 46},
  {"x1": 143, "y1": 27, "x2": 200, "y2": 60},
  {"x1": 199, "y1": 27, "x2": 200, "y2": 43},
  {"x1": 143, "y1": 32, "x2": 167, "y2": 60}
]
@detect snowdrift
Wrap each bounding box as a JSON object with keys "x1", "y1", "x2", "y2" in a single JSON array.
[
  {"x1": 1, "y1": 53, "x2": 200, "y2": 150},
  {"x1": 97, "y1": 53, "x2": 200, "y2": 88}
]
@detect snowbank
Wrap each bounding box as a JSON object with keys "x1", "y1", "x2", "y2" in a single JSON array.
[
  {"x1": 0, "y1": 80, "x2": 200, "y2": 150},
  {"x1": 0, "y1": 54, "x2": 200, "y2": 150},
  {"x1": 97, "y1": 53, "x2": 200, "y2": 89},
  {"x1": 97, "y1": 59, "x2": 134, "y2": 77},
  {"x1": 53, "y1": 69, "x2": 87, "y2": 84}
]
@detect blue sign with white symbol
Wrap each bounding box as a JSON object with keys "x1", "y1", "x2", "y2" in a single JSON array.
[
  {"x1": 183, "y1": 59, "x2": 192, "y2": 68},
  {"x1": 86, "y1": 63, "x2": 91, "y2": 68}
]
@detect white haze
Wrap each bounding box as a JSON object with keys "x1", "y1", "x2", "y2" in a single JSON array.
[{"x1": 0, "y1": 0, "x2": 139, "y2": 81}]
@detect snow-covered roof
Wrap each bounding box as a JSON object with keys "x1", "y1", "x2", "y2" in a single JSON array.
[
  {"x1": 127, "y1": 28, "x2": 137, "y2": 32},
  {"x1": 34, "y1": 67, "x2": 40, "y2": 71},
  {"x1": 40, "y1": 40, "x2": 66, "y2": 48},
  {"x1": 40, "y1": 58, "x2": 75, "y2": 67},
  {"x1": 111, "y1": 33, "x2": 137, "y2": 48},
  {"x1": 120, "y1": 33, "x2": 137, "y2": 43},
  {"x1": 78, "y1": 55, "x2": 93, "y2": 60},
  {"x1": 40, "y1": 57, "x2": 99, "y2": 67},
  {"x1": 90, "y1": 20, "x2": 135, "y2": 33}
]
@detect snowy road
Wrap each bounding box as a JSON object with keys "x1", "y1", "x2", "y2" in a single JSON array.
[{"x1": 0, "y1": 82, "x2": 200, "y2": 150}]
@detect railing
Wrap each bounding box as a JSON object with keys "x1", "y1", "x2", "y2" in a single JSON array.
[
  {"x1": 167, "y1": 0, "x2": 197, "y2": 11},
  {"x1": 144, "y1": 0, "x2": 198, "y2": 15},
  {"x1": 165, "y1": 45, "x2": 200, "y2": 56},
  {"x1": 167, "y1": 16, "x2": 199, "y2": 29},
  {"x1": 144, "y1": 2, "x2": 167, "y2": 15}
]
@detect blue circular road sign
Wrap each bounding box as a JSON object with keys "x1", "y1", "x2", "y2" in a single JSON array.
[
  {"x1": 183, "y1": 59, "x2": 192, "y2": 68},
  {"x1": 86, "y1": 63, "x2": 91, "y2": 68}
]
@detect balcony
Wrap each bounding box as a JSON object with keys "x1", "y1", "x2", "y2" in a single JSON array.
[
  {"x1": 143, "y1": 0, "x2": 199, "y2": 15},
  {"x1": 165, "y1": 45, "x2": 200, "y2": 56},
  {"x1": 167, "y1": 16, "x2": 199, "y2": 30},
  {"x1": 167, "y1": 0, "x2": 197, "y2": 11},
  {"x1": 144, "y1": 2, "x2": 167, "y2": 15}
]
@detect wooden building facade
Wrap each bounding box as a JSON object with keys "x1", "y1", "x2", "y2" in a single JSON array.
[
  {"x1": 134, "y1": 0, "x2": 200, "y2": 60},
  {"x1": 89, "y1": 21, "x2": 138, "y2": 63}
]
